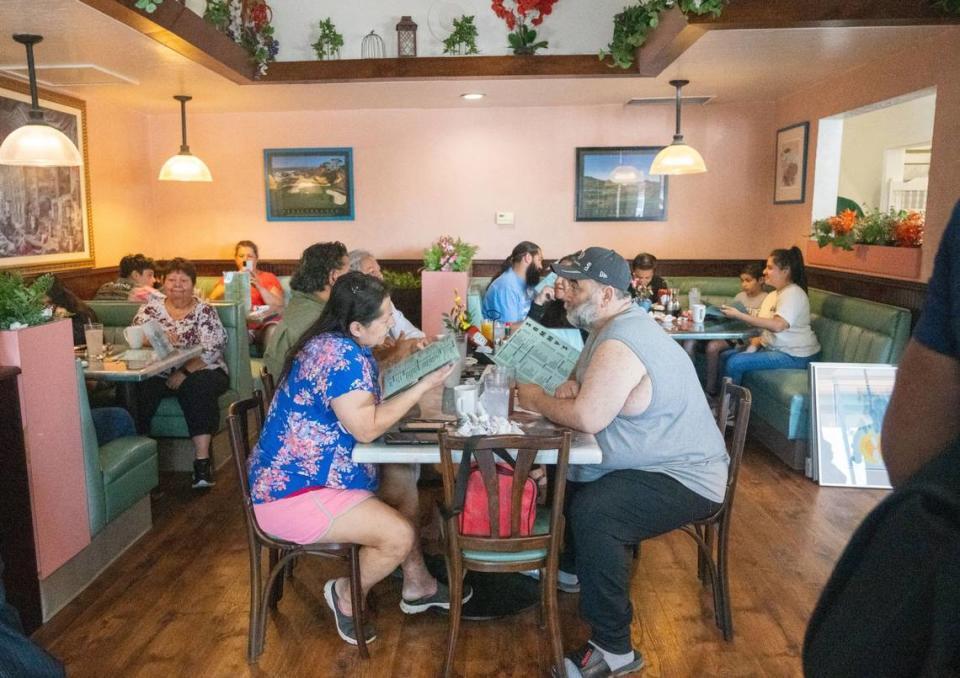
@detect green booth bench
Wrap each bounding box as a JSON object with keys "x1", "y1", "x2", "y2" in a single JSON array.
[
  {"x1": 668, "y1": 277, "x2": 911, "y2": 471},
  {"x1": 86, "y1": 300, "x2": 253, "y2": 439}
]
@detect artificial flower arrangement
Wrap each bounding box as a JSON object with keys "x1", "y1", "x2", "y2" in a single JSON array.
[
  {"x1": 0, "y1": 272, "x2": 54, "y2": 331},
  {"x1": 423, "y1": 235, "x2": 478, "y2": 272},
  {"x1": 442, "y1": 289, "x2": 472, "y2": 335},
  {"x1": 491, "y1": 0, "x2": 559, "y2": 55},
  {"x1": 811, "y1": 208, "x2": 924, "y2": 251}
]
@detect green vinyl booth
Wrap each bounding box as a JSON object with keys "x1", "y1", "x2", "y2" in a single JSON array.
[
  {"x1": 76, "y1": 360, "x2": 158, "y2": 535},
  {"x1": 668, "y1": 277, "x2": 911, "y2": 470},
  {"x1": 87, "y1": 300, "x2": 253, "y2": 438}
]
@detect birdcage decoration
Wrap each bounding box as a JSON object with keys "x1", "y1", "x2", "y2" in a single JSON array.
[
  {"x1": 361, "y1": 30, "x2": 385, "y2": 59},
  {"x1": 396, "y1": 16, "x2": 418, "y2": 58}
]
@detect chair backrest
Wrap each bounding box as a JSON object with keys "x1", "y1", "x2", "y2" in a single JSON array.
[
  {"x1": 715, "y1": 380, "x2": 752, "y2": 519},
  {"x1": 75, "y1": 359, "x2": 107, "y2": 536},
  {"x1": 808, "y1": 289, "x2": 911, "y2": 365},
  {"x1": 438, "y1": 431, "x2": 571, "y2": 556},
  {"x1": 260, "y1": 365, "x2": 276, "y2": 406},
  {"x1": 228, "y1": 395, "x2": 284, "y2": 548}
]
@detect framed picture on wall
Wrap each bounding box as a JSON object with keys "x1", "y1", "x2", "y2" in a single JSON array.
[
  {"x1": 575, "y1": 147, "x2": 668, "y2": 221},
  {"x1": 773, "y1": 122, "x2": 809, "y2": 204},
  {"x1": 0, "y1": 75, "x2": 94, "y2": 272},
  {"x1": 809, "y1": 362, "x2": 896, "y2": 489},
  {"x1": 264, "y1": 147, "x2": 354, "y2": 221}
]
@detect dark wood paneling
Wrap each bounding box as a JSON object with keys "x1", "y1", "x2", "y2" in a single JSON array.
[
  {"x1": 38, "y1": 259, "x2": 927, "y2": 328},
  {"x1": 0, "y1": 368, "x2": 42, "y2": 634},
  {"x1": 807, "y1": 266, "x2": 927, "y2": 326},
  {"x1": 689, "y1": 0, "x2": 960, "y2": 28}
]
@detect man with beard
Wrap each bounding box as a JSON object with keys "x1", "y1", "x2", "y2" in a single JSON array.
[
  {"x1": 482, "y1": 241, "x2": 543, "y2": 323},
  {"x1": 517, "y1": 247, "x2": 728, "y2": 678}
]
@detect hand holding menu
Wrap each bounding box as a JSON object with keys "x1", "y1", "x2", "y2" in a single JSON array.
[
  {"x1": 382, "y1": 336, "x2": 461, "y2": 398},
  {"x1": 492, "y1": 319, "x2": 580, "y2": 394}
]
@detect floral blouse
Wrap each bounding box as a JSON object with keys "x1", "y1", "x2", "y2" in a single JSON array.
[
  {"x1": 132, "y1": 298, "x2": 228, "y2": 375},
  {"x1": 248, "y1": 334, "x2": 380, "y2": 503}
]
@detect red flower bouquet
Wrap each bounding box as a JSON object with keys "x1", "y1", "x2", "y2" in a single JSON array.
[{"x1": 491, "y1": 0, "x2": 559, "y2": 54}]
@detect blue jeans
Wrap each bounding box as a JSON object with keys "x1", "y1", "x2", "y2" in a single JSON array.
[{"x1": 721, "y1": 347, "x2": 819, "y2": 385}]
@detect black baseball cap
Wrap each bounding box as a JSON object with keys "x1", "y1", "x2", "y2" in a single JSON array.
[{"x1": 551, "y1": 247, "x2": 632, "y2": 291}]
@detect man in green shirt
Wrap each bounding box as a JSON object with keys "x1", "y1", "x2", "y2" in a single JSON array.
[{"x1": 264, "y1": 241, "x2": 350, "y2": 378}]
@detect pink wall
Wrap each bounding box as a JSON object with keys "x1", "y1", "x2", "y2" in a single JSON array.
[
  {"x1": 772, "y1": 27, "x2": 960, "y2": 281},
  {"x1": 142, "y1": 101, "x2": 776, "y2": 264},
  {"x1": 84, "y1": 99, "x2": 156, "y2": 268}
]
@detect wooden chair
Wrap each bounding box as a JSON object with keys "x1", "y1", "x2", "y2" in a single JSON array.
[
  {"x1": 259, "y1": 366, "x2": 276, "y2": 406},
  {"x1": 681, "y1": 379, "x2": 752, "y2": 641},
  {"x1": 437, "y1": 431, "x2": 572, "y2": 678},
  {"x1": 227, "y1": 396, "x2": 369, "y2": 661}
]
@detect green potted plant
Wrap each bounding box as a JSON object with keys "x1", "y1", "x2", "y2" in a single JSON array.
[
  {"x1": 442, "y1": 15, "x2": 480, "y2": 55},
  {"x1": 312, "y1": 18, "x2": 344, "y2": 60},
  {"x1": 600, "y1": 0, "x2": 726, "y2": 69},
  {"x1": 0, "y1": 272, "x2": 54, "y2": 331}
]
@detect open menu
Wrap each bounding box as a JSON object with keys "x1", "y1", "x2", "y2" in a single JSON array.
[
  {"x1": 382, "y1": 335, "x2": 461, "y2": 399},
  {"x1": 492, "y1": 319, "x2": 580, "y2": 394}
]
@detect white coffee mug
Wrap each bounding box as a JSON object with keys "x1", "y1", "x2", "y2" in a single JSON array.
[
  {"x1": 123, "y1": 325, "x2": 145, "y2": 349},
  {"x1": 691, "y1": 303, "x2": 707, "y2": 323},
  {"x1": 454, "y1": 384, "x2": 479, "y2": 418}
]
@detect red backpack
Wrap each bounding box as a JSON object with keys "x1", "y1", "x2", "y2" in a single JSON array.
[{"x1": 448, "y1": 436, "x2": 539, "y2": 538}]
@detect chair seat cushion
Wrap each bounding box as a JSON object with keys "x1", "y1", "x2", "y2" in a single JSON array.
[
  {"x1": 99, "y1": 436, "x2": 159, "y2": 483},
  {"x1": 461, "y1": 510, "x2": 551, "y2": 562}
]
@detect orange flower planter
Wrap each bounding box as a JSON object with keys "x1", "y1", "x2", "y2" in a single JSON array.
[{"x1": 805, "y1": 241, "x2": 922, "y2": 280}]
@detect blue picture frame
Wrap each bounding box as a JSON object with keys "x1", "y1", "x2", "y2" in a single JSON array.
[{"x1": 263, "y1": 147, "x2": 354, "y2": 221}]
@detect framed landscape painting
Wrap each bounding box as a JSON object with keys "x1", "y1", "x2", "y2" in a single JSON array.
[
  {"x1": 575, "y1": 147, "x2": 668, "y2": 222},
  {"x1": 809, "y1": 362, "x2": 895, "y2": 489},
  {"x1": 773, "y1": 122, "x2": 809, "y2": 204},
  {"x1": 264, "y1": 147, "x2": 354, "y2": 221},
  {"x1": 0, "y1": 76, "x2": 93, "y2": 272}
]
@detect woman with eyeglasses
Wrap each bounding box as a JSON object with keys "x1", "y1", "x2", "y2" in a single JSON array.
[{"x1": 247, "y1": 271, "x2": 467, "y2": 647}]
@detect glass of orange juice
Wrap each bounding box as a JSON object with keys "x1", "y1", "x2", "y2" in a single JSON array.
[{"x1": 481, "y1": 319, "x2": 494, "y2": 344}]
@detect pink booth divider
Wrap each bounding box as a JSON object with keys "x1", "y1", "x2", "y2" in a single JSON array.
[
  {"x1": 0, "y1": 319, "x2": 90, "y2": 578},
  {"x1": 420, "y1": 271, "x2": 470, "y2": 339}
]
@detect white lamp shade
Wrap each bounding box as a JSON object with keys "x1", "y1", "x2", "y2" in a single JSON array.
[
  {"x1": 0, "y1": 122, "x2": 82, "y2": 167},
  {"x1": 158, "y1": 152, "x2": 212, "y2": 182},
  {"x1": 649, "y1": 143, "x2": 707, "y2": 175},
  {"x1": 609, "y1": 164, "x2": 644, "y2": 185}
]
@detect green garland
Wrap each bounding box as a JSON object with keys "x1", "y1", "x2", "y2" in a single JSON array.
[
  {"x1": 443, "y1": 15, "x2": 480, "y2": 55},
  {"x1": 600, "y1": 0, "x2": 725, "y2": 69}
]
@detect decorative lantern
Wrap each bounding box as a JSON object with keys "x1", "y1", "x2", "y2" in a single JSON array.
[{"x1": 396, "y1": 16, "x2": 417, "y2": 58}]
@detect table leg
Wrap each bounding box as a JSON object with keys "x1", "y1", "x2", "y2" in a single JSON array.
[{"x1": 116, "y1": 382, "x2": 142, "y2": 432}]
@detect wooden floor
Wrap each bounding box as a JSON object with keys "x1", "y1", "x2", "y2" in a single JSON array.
[{"x1": 33, "y1": 439, "x2": 886, "y2": 678}]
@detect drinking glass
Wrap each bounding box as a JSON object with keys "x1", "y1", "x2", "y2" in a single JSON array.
[
  {"x1": 481, "y1": 365, "x2": 514, "y2": 419},
  {"x1": 84, "y1": 322, "x2": 105, "y2": 359}
]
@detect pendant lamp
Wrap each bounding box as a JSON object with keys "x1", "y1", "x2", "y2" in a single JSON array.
[
  {"x1": 158, "y1": 95, "x2": 212, "y2": 182},
  {"x1": 0, "y1": 35, "x2": 83, "y2": 167},
  {"x1": 649, "y1": 79, "x2": 706, "y2": 176}
]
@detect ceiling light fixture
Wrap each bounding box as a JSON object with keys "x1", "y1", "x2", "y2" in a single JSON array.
[
  {"x1": 0, "y1": 34, "x2": 83, "y2": 167},
  {"x1": 158, "y1": 95, "x2": 212, "y2": 182},
  {"x1": 649, "y1": 79, "x2": 707, "y2": 176},
  {"x1": 461, "y1": 93, "x2": 485, "y2": 100}
]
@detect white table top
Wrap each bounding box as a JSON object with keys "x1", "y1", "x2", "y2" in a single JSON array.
[
  {"x1": 83, "y1": 345, "x2": 203, "y2": 382},
  {"x1": 352, "y1": 387, "x2": 602, "y2": 465}
]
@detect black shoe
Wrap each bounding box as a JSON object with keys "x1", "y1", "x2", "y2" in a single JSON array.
[{"x1": 192, "y1": 458, "x2": 215, "y2": 489}]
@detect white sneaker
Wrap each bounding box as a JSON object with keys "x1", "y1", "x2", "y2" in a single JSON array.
[{"x1": 521, "y1": 568, "x2": 580, "y2": 593}]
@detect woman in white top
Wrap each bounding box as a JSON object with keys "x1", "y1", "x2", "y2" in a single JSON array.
[{"x1": 720, "y1": 246, "x2": 821, "y2": 384}]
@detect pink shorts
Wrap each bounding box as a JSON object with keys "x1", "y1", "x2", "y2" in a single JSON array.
[{"x1": 253, "y1": 488, "x2": 373, "y2": 544}]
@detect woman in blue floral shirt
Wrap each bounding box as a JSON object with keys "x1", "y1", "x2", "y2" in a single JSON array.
[{"x1": 248, "y1": 272, "x2": 463, "y2": 646}]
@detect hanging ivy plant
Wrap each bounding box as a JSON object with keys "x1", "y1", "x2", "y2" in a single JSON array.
[
  {"x1": 599, "y1": 0, "x2": 725, "y2": 69},
  {"x1": 931, "y1": 0, "x2": 960, "y2": 12},
  {"x1": 203, "y1": 0, "x2": 231, "y2": 30}
]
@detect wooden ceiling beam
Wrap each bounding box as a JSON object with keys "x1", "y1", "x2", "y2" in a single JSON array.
[
  {"x1": 688, "y1": 0, "x2": 960, "y2": 29},
  {"x1": 77, "y1": 0, "x2": 256, "y2": 83}
]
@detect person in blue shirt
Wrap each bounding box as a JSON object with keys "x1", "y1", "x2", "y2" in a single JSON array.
[{"x1": 482, "y1": 241, "x2": 543, "y2": 323}]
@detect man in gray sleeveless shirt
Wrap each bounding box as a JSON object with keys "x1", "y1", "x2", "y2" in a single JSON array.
[{"x1": 517, "y1": 247, "x2": 729, "y2": 678}]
